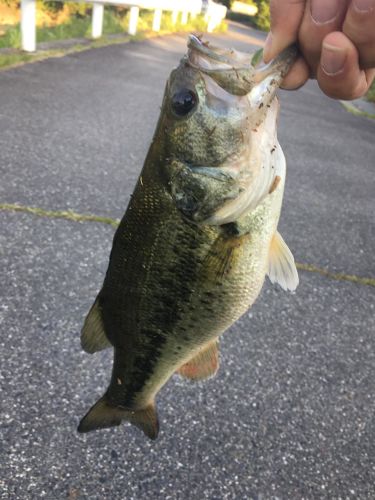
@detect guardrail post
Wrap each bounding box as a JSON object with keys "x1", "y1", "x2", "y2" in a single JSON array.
[
  {"x1": 92, "y1": 3, "x2": 104, "y2": 39},
  {"x1": 181, "y1": 10, "x2": 188, "y2": 25},
  {"x1": 128, "y1": 6, "x2": 139, "y2": 35},
  {"x1": 21, "y1": 0, "x2": 36, "y2": 52},
  {"x1": 207, "y1": 16, "x2": 215, "y2": 32},
  {"x1": 171, "y1": 10, "x2": 178, "y2": 25},
  {"x1": 152, "y1": 8, "x2": 162, "y2": 32}
]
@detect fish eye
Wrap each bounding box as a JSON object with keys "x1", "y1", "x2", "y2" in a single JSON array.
[{"x1": 171, "y1": 89, "x2": 197, "y2": 117}]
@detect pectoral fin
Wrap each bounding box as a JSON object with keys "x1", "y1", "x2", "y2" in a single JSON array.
[
  {"x1": 268, "y1": 231, "x2": 299, "y2": 291},
  {"x1": 204, "y1": 230, "x2": 250, "y2": 280},
  {"x1": 178, "y1": 340, "x2": 219, "y2": 380},
  {"x1": 78, "y1": 397, "x2": 159, "y2": 440},
  {"x1": 81, "y1": 298, "x2": 112, "y2": 353}
]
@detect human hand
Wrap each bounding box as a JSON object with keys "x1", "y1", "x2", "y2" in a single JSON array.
[{"x1": 263, "y1": 0, "x2": 375, "y2": 100}]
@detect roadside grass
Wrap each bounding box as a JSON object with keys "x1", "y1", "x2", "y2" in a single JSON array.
[
  {"x1": 0, "y1": 51, "x2": 34, "y2": 67},
  {"x1": 367, "y1": 80, "x2": 375, "y2": 103},
  {"x1": 0, "y1": 32, "x2": 145, "y2": 69},
  {"x1": 0, "y1": 23, "x2": 22, "y2": 48},
  {"x1": 340, "y1": 100, "x2": 375, "y2": 120},
  {"x1": 0, "y1": 10, "x2": 227, "y2": 69}
]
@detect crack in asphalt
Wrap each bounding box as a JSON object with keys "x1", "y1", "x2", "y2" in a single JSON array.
[
  {"x1": 340, "y1": 100, "x2": 375, "y2": 121},
  {"x1": 0, "y1": 202, "x2": 120, "y2": 227},
  {"x1": 1, "y1": 202, "x2": 374, "y2": 288}
]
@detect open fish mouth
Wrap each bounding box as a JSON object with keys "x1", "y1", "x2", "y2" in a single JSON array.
[
  {"x1": 187, "y1": 35, "x2": 298, "y2": 97},
  {"x1": 187, "y1": 34, "x2": 253, "y2": 70},
  {"x1": 187, "y1": 34, "x2": 256, "y2": 96}
]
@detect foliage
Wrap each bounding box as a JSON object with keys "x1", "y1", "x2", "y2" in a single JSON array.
[
  {"x1": 0, "y1": 0, "x2": 19, "y2": 6},
  {"x1": 0, "y1": 51, "x2": 34, "y2": 68},
  {"x1": 36, "y1": 16, "x2": 91, "y2": 42},
  {"x1": 217, "y1": 0, "x2": 256, "y2": 9},
  {"x1": 253, "y1": 0, "x2": 270, "y2": 31},
  {"x1": 41, "y1": 1, "x2": 64, "y2": 14},
  {"x1": 0, "y1": 23, "x2": 21, "y2": 48},
  {"x1": 0, "y1": 7, "x2": 227, "y2": 70},
  {"x1": 215, "y1": 0, "x2": 232, "y2": 8},
  {"x1": 234, "y1": 0, "x2": 257, "y2": 4},
  {"x1": 225, "y1": 0, "x2": 270, "y2": 32},
  {"x1": 65, "y1": 2, "x2": 90, "y2": 18}
]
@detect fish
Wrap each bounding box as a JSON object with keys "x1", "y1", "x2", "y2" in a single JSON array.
[{"x1": 78, "y1": 36, "x2": 299, "y2": 440}]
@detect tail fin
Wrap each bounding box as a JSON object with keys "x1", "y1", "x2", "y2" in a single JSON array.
[{"x1": 77, "y1": 396, "x2": 159, "y2": 440}]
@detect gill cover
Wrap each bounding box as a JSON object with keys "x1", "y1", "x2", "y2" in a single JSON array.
[{"x1": 166, "y1": 37, "x2": 298, "y2": 226}]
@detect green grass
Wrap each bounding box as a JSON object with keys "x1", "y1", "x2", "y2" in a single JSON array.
[
  {"x1": 0, "y1": 51, "x2": 35, "y2": 68},
  {"x1": 0, "y1": 9, "x2": 226, "y2": 69},
  {"x1": 226, "y1": 5, "x2": 270, "y2": 32},
  {"x1": 0, "y1": 10, "x2": 226, "y2": 49},
  {"x1": 0, "y1": 12, "x2": 120, "y2": 48},
  {"x1": 366, "y1": 80, "x2": 375, "y2": 104},
  {"x1": 37, "y1": 16, "x2": 91, "y2": 42},
  {"x1": 0, "y1": 24, "x2": 22, "y2": 49},
  {"x1": 340, "y1": 100, "x2": 375, "y2": 120},
  {"x1": 0, "y1": 34, "x2": 139, "y2": 69}
]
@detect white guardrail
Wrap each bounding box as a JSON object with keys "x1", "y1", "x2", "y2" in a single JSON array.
[{"x1": 20, "y1": 0, "x2": 227, "y2": 52}]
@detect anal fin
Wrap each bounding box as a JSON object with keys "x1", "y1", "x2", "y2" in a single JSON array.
[
  {"x1": 78, "y1": 396, "x2": 159, "y2": 440},
  {"x1": 81, "y1": 298, "x2": 112, "y2": 353},
  {"x1": 268, "y1": 231, "x2": 299, "y2": 291},
  {"x1": 178, "y1": 339, "x2": 219, "y2": 381}
]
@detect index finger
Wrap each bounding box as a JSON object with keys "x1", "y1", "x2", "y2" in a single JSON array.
[{"x1": 264, "y1": 0, "x2": 307, "y2": 62}]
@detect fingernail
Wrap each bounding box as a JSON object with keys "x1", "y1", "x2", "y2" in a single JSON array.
[
  {"x1": 263, "y1": 32, "x2": 273, "y2": 61},
  {"x1": 321, "y1": 43, "x2": 347, "y2": 75},
  {"x1": 353, "y1": 0, "x2": 375, "y2": 13},
  {"x1": 311, "y1": 0, "x2": 340, "y2": 24}
]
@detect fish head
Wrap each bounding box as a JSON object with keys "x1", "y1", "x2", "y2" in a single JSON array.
[{"x1": 161, "y1": 36, "x2": 297, "y2": 225}]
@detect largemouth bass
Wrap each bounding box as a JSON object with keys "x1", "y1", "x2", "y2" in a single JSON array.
[{"x1": 78, "y1": 36, "x2": 299, "y2": 440}]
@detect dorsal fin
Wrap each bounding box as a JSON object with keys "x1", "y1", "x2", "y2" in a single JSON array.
[
  {"x1": 81, "y1": 298, "x2": 112, "y2": 353},
  {"x1": 177, "y1": 340, "x2": 219, "y2": 381},
  {"x1": 268, "y1": 231, "x2": 299, "y2": 291},
  {"x1": 78, "y1": 396, "x2": 159, "y2": 440}
]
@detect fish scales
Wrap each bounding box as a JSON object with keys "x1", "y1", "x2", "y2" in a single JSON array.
[{"x1": 78, "y1": 37, "x2": 299, "y2": 439}]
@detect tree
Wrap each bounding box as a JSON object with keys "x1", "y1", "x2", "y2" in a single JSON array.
[{"x1": 253, "y1": 0, "x2": 270, "y2": 31}]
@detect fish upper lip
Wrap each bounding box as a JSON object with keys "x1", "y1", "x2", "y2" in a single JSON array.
[
  {"x1": 187, "y1": 36, "x2": 298, "y2": 84},
  {"x1": 187, "y1": 34, "x2": 252, "y2": 70}
]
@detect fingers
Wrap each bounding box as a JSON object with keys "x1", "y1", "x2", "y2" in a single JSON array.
[
  {"x1": 317, "y1": 31, "x2": 375, "y2": 99},
  {"x1": 298, "y1": 0, "x2": 349, "y2": 76},
  {"x1": 263, "y1": 0, "x2": 375, "y2": 99},
  {"x1": 343, "y1": 0, "x2": 375, "y2": 69},
  {"x1": 280, "y1": 56, "x2": 310, "y2": 90},
  {"x1": 263, "y1": 0, "x2": 306, "y2": 63}
]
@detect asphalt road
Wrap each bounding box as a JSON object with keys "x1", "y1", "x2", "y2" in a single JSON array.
[{"x1": 1, "y1": 22, "x2": 374, "y2": 499}]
